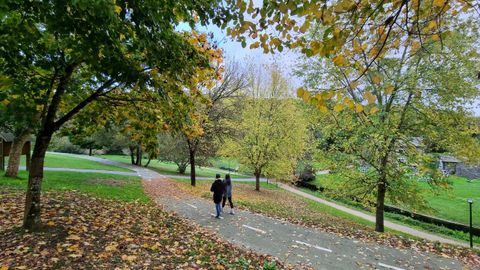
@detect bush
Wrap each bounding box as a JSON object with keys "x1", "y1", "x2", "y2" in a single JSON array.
[
  {"x1": 262, "y1": 262, "x2": 278, "y2": 270},
  {"x1": 298, "y1": 164, "x2": 316, "y2": 182},
  {"x1": 48, "y1": 136, "x2": 84, "y2": 154}
]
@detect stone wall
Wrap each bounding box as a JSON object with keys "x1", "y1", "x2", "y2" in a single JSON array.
[{"x1": 456, "y1": 163, "x2": 480, "y2": 180}]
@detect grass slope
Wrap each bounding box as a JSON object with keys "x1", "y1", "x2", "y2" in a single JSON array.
[
  {"x1": 0, "y1": 171, "x2": 147, "y2": 202},
  {"x1": 314, "y1": 174, "x2": 480, "y2": 227},
  {"x1": 8, "y1": 152, "x2": 132, "y2": 172}
]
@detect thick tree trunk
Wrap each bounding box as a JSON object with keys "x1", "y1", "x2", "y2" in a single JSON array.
[
  {"x1": 189, "y1": 149, "x2": 196, "y2": 186},
  {"x1": 375, "y1": 179, "x2": 387, "y2": 232},
  {"x1": 254, "y1": 171, "x2": 261, "y2": 191},
  {"x1": 88, "y1": 147, "x2": 92, "y2": 156},
  {"x1": 129, "y1": 146, "x2": 135, "y2": 164},
  {"x1": 5, "y1": 130, "x2": 30, "y2": 177},
  {"x1": 135, "y1": 145, "x2": 142, "y2": 166},
  {"x1": 23, "y1": 130, "x2": 53, "y2": 230}
]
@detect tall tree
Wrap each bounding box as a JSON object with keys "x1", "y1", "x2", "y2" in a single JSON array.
[
  {"x1": 296, "y1": 26, "x2": 480, "y2": 232},
  {"x1": 170, "y1": 59, "x2": 247, "y2": 186},
  {"x1": 222, "y1": 65, "x2": 307, "y2": 191},
  {"x1": 0, "y1": 0, "x2": 232, "y2": 230}
]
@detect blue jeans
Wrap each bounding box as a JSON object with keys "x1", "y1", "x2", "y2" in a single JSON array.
[{"x1": 215, "y1": 203, "x2": 222, "y2": 217}]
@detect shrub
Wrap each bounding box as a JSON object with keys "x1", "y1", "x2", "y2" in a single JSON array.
[
  {"x1": 298, "y1": 164, "x2": 316, "y2": 182},
  {"x1": 48, "y1": 136, "x2": 84, "y2": 154}
]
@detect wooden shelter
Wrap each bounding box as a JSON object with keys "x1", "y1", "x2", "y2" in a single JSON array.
[
  {"x1": 438, "y1": 155, "x2": 460, "y2": 175},
  {"x1": 0, "y1": 132, "x2": 31, "y2": 171}
]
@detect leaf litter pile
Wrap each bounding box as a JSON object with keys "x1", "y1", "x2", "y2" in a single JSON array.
[
  {"x1": 0, "y1": 189, "x2": 285, "y2": 269},
  {"x1": 173, "y1": 181, "x2": 480, "y2": 268}
]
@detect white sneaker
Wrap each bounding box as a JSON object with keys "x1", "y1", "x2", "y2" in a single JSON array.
[{"x1": 230, "y1": 209, "x2": 235, "y2": 215}]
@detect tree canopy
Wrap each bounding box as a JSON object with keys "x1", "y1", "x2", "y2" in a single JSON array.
[
  {"x1": 0, "y1": 0, "x2": 234, "y2": 230},
  {"x1": 296, "y1": 24, "x2": 480, "y2": 232},
  {"x1": 226, "y1": 0, "x2": 478, "y2": 72},
  {"x1": 222, "y1": 65, "x2": 307, "y2": 191}
]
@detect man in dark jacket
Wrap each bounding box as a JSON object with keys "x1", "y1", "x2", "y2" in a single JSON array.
[{"x1": 210, "y1": 174, "x2": 224, "y2": 218}]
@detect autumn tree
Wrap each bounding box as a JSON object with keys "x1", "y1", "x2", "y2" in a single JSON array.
[
  {"x1": 0, "y1": 0, "x2": 234, "y2": 230},
  {"x1": 169, "y1": 58, "x2": 248, "y2": 186},
  {"x1": 222, "y1": 65, "x2": 307, "y2": 191},
  {"x1": 296, "y1": 25, "x2": 480, "y2": 232},
  {"x1": 157, "y1": 133, "x2": 191, "y2": 174},
  {"x1": 226, "y1": 0, "x2": 478, "y2": 77},
  {"x1": 116, "y1": 94, "x2": 163, "y2": 167}
]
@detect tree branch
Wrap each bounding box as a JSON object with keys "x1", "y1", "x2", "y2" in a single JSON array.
[{"x1": 53, "y1": 79, "x2": 116, "y2": 129}]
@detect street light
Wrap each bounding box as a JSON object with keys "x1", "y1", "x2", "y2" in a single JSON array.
[{"x1": 467, "y1": 198, "x2": 474, "y2": 248}]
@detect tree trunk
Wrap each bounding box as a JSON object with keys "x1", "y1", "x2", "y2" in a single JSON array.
[
  {"x1": 5, "y1": 130, "x2": 30, "y2": 177},
  {"x1": 144, "y1": 157, "x2": 151, "y2": 167},
  {"x1": 254, "y1": 171, "x2": 261, "y2": 191},
  {"x1": 135, "y1": 145, "x2": 140, "y2": 165},
  {"x1": 88, "y1": 146, "x2": 92, "y2": 156},
  {"x1": 375, "y1": 178, "x2": 387, "y2": 232},
  {"x1": 189, "y1": 149, "x2": 196, "y2": 186},
  {"x1": 135, "y1": 145, "x2": 142, "y2": 166},
  {"x1": 23, "y1": 130, "x2": 53, "y2": 230},
  {"x1": 177, "y1": 163, "x2": 187, "y2": 174},
  {"x1": 129, "y1": 146, "x2": 135, "y2": 165}
]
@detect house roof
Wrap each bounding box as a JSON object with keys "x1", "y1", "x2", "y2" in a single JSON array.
[
  {"x1": 0, "y1": 132, "x2": 15, "y2": 142},
  {"x1": 440, "y1": 155, "x2": 460, "y2": 163},
  {"x1": 411, "y1": 137, "x2": 423, "y2": 147}
]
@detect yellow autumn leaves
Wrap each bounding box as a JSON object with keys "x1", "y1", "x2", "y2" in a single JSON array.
[
  {"x1": 297, "y1": 82, "x2": 396, "y2": 115},
  {"x1": 297, "y1": 87, "x2": 372, "y2": 114}
]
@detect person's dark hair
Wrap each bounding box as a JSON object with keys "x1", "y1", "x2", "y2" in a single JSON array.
[
  {"x1": 216, "y1": 173, "x2": 221, "y2": 179},
  {"x1": 225, "y1": 174, "x2": 231, "y2": 186}
]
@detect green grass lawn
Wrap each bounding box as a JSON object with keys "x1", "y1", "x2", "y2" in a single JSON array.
[
  {"x1": 299, "y1": 187, "x2": 480, "y2": 244},
  {"x1": 313, "y1": 173, "x2": 480, "y2": 227},
  {"x1": 99, "y1": 155, "x2": 251, "y2": 179},
  {"x1": 0, "y1": 170, "x2": 148, "y2": 202},
  {"x1": 208, "y1": 157, "x2": 241, "y2": 171},
  {"x1": 7, "y1": 153, "x2": 132, "y2": 172},
  {"x1": 419, "y1": 176, "x2": 480, "y2": 226}
]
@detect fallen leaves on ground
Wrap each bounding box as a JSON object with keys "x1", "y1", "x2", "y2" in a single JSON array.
[
  {"x1": 0, "y1": 189, "x2": 284, "y2": 269},
  {"x1": 169, "y1": 181, "x2": 480, "y2": 268}
]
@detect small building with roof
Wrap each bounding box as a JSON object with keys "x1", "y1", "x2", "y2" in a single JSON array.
[
  {"x1": 0, "y1": 132, "x2": 31, "y2": 171},
  {"x1": 438, "y1": 155, "x2": 461, "y2": 175}
]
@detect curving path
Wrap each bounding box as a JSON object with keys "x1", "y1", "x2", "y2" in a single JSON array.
[
  {"x1": 46, "y1": 153, "x2": 477, "y2": 269},
  {"x1": 146, "y1": 177, "x2": 471, "y2": 270}
]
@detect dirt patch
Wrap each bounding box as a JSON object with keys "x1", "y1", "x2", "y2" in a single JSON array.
[{"x1": 85, "y1": 178, "x2": 127, "y2": 187}]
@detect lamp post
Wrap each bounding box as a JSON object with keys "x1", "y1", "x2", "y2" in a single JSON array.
[{"x1": 467, "y1": 198, "x2": 474, "y2": 248}]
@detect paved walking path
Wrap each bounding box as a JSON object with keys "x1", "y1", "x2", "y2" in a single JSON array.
[
  {"x1": 145, "y1": 178, "x2": 470, "y2": 269},
  {"x1": 277, "y1": 183, "x2": 468, "y2": 247},
  {"x1": 45, "y1": 152, "x2": 265, "y2": 181},
  {"x1": 45, "y1": 153, "x2": 476, "y2": 269},
  {"x1": 48, "y1": 153, "x2": 468, "y2": 247}
]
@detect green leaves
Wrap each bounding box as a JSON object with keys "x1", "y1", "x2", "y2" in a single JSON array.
[
  {"x1": 223, "y1": 66, "x2": 307, "y2": 187},
  {"x1": 225, "y1": 0, "x2": 476, "y2": 78}
]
